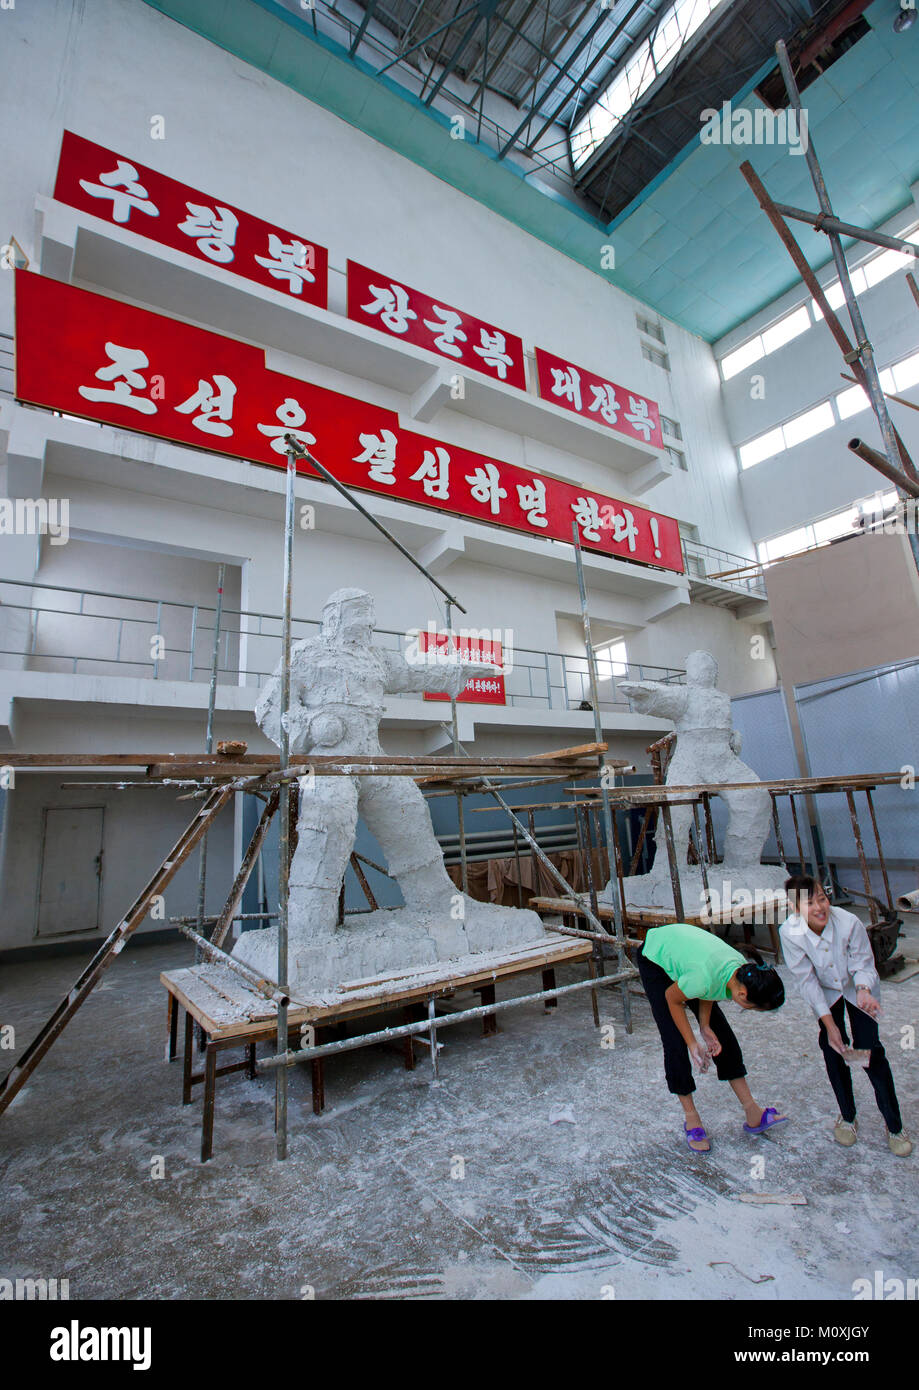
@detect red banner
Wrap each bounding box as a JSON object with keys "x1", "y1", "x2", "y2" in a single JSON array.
[
  {"x1": 13, "y1": 272, "x2": 684, "y2": 573},
  {"x1": 419, "y1": 631, "x2": 506, "y2": 705},
  {"x1": 535, "y1": 347, "x2": 664, "y2": 450},
  {"x1": 347, "y1": 260, "x2": 527, "y2": 392},
  {"x1": 53, "y1": 130, "x2": 328, "y2": 310}
]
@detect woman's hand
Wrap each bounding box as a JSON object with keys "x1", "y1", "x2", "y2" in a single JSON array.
[
  {"x1": 822, "y1": 1016, "x2": 848, "y2": 1056},
  {"x1": 700, "y1": 1025, "x2": 722, "y2": 1058},
  {"x1": 856, "y1": 988, "x2": 880, "y2": 1019},
  {"x1": 690, "y1": 1043, "x2": 712, "y2": 1074}
]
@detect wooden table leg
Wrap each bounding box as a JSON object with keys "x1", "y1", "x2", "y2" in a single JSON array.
[
  {"x1": 588, "y1": 956, "x2": 601, "y2": 1028},
  {"x1": 201, "y1": 1043, "x2": 217, "y2": 1163},
  {"x1": 247, "y1": 1042, "x2": 257, "y2": 1079},
  {"x1": 182, "y1": 1010, "x2": 194, "y2": 1104},
  {"x1": 402, "y1": 1006, "x2": 417, "y2": 1071},
  {"x1": 479, "y1": 983, "x2": 497, "y2": 1036},
  {"x1": 166, "y1": 992, "x2": 178, "y2": 1062},
  {"x1": 542, "y1": 967, "x2": 558, "y2": 1012},
  {"x1": 311, "y1": 1026, "x2": 325, "y2": 1115}
]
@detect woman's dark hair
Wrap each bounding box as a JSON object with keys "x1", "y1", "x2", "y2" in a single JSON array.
[
  {"x1": 784, "y1": 873, "x2": 819, "y2": 899},
  {"x1": 735, "y1": 948, "x2": 785, "y2": 1011}
]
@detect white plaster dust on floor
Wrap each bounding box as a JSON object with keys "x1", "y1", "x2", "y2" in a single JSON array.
[{"x1": 1, "y1": 937, "x2": 917, "y2": 1300}]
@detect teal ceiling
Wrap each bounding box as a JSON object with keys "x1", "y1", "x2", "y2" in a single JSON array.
[{"x1": 142, "y1": 0, "x2": 919, "y2": 342}]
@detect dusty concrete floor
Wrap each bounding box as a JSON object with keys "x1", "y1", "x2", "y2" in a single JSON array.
[{"x1": 1, "y1": 925, "x2": 918, "y2": 1302}]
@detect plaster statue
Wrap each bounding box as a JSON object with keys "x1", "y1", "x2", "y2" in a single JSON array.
[
  {"x1": 606, "y1": 650, "x2": 787, "y2": 914},
  {"x1": 233, "y1": 588, "x2": 547, "y2": 993}
]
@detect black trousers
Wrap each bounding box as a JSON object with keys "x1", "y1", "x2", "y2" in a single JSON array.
[
  {"x1": 637, "y1": 947, "x2": 746, "y2": 1096},
  {"x1": 818, "y1": 996, "x2": 902, "y2": 1132}
]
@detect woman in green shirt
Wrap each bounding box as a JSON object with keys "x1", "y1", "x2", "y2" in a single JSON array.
[{"x1": 637, "y1": 922, "x2": 787, "y2": 1153}]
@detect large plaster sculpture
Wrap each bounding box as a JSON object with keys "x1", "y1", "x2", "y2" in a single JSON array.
[
  {"x1": 233, "y1": 588, "x2": 548, "y2": 993},
  {"x1": 605, "y1": 651, "x2": 787, "y2": 914}
]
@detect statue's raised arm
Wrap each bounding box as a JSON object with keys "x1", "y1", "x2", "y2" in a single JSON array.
[{"x1": 618, "y1": 677, "x2": 688, "y2": 723}]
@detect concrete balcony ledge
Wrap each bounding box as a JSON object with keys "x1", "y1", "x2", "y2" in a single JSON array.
[
  {"x1": 0, "y1": 669, "x2": 672, "y2": 754},
  {"x1": 34, "y1": 195, "x2": 668, "y2": 488},
  {"x1": 2, "y1": 401, "x2": 689, "y2": 616}
]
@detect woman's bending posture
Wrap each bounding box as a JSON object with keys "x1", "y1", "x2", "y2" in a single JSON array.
[{"x1": 637, "y1": 921, "x2": 787, "y2": 1153}]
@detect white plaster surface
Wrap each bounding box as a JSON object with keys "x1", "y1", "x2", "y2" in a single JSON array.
[
  {"x1": 233, "y1": 588, "x2": 548, "y2": 990},
  {"x1": 606, "y1": 651, "x2": 787, "y2": 912}
]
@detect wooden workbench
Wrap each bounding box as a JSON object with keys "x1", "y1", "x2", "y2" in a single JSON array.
[{"x1": 161, "y1": 933, "x2": 593, "y2": 1161}]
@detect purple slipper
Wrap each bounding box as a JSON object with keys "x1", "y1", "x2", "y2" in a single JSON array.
[
  {"x1": 743, "y1": 1106, "x2": 789, "y2": 1136},
  {"x1": 684, "y1": 1124, "x2": 710, "y2": 1152}
]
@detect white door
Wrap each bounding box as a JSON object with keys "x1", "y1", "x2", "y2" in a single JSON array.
[{"x1": 37, "y1": 806, "x2": 104, "y2": 936}]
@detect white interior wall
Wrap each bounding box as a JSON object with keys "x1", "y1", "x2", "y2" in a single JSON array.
[
  {"x1": 715, "y1": 197, "x2": 919, "y2": 543},
  {"x1": 1, "y1": 0, "x2": 756, "y2": 565}
]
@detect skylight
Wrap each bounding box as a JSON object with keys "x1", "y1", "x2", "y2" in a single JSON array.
[{"x1": 570, "y1": 0, "x2": 733, "y2": 170}]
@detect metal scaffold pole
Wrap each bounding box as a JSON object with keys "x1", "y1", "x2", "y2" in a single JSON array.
[
  {"x1": 445, "y1": 599, "x2": 469, "y2": 894},
  {"x1": 275, "y1": 446, "x2": 297, "y2": 1160},
  {"x1": 195, "y1": 562, "x2": 225, "y2": 945},
  {"x1": 773, "y1": 40, "x2": 919, "y2": 576},
  {"x1": 571, "y1": 523, "x2": 632, "y2": 1033}
]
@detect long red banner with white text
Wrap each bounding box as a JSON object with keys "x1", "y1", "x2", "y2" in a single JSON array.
[{"x1": 13, "y1": 272, "x2": 684, "y2": 573}]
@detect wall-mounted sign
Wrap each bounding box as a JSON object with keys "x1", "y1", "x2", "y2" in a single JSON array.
[
  {"x1": 347, "y1": 260, "x2": 527, "y2": 392},
  {"x1": 53, "y1": 131, "x2": 329, "y2": 309},
  {"x1": 535, "y1": 347, "x2": 663, "y2": 451},
  {"x1": 14, "y1": 272, "x2": 684, "y2": 573},
  {"x1": 419, "y1": 631, "x2": 507, "y2": 706}
]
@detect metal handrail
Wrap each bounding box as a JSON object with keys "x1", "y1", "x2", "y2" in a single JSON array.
[
  {"x1": 681, "y1": 538, "x2": 767, "y2": 597},
  {"x1": 0, "y1": 576, "x2": 684, "y2": 709}
]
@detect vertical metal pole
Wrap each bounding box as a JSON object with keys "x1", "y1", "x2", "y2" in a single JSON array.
[
  {"x1": 446, "y1": 601, "x2": 468, "y2": 895},
  {"x1": 660, "y1": 801, "x2": 685, "y2": 921},
  {"x1": 770, "y1": 793, "x2": 788, "y2": 865},
  {"x1": 427, "y1": 998, "x2": 439, "y2": 1079},
  {"x1": 196, "y1": 563, "x2": 226, "y2": 942},
  {"x1": 775, "y1": 40, "x2": 919, "y2": 576},
  {"x1": 512, "y1": 821, "x2": 523, "y2": 908},
  {"x1": 572, "y1": 523, "x2": 631, "y2": 1033},
  {"x1": 864, "y1": 788, "x2": 893, "y2": 912},
  {"x1": 275, "y1": 450, "x2": 297, "y2": 1160},
  {"x1": 691, "y1": 801, "x2": 710, "y2": 900},
  {"x1": 846, "y1": 789, "x2": 878, "y2": 927},
  {"x1": 788, "y1": 793, "x2": 807, "y2": 873}
]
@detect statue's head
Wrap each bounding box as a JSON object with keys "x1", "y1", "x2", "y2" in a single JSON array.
[
  {"x1": 685, "y1": 650, "x2": 718, "y2": 688},
  {"x1": 321, "y1": 588, "x2": 375, "y2": 643}
]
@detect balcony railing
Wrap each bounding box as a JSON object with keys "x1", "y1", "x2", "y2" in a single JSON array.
[
  {"x1": 0, "y1": 578, "x2": 684, "y2": 713},
  {"x1": 681, "y1": 539, "x2": 767, "y2": 598}
]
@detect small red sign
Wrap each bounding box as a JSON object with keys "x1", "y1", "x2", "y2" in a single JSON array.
[
  {"x1": 347, "y1": 260, "x2": 527, "y2": 392},
  {"x1": 420, "y1": 631, "x2": 507, "y2": 705},
  {"x1": 535, "y1": 347, "x2": 664, "y2": 450},
  {"x1": 54, "y1": 130, "x2": 329, "y2": 309}
]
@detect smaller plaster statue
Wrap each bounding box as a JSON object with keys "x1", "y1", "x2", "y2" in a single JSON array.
[{"x1": 606, "y1": 650, "x2": 787, "y2": 913}]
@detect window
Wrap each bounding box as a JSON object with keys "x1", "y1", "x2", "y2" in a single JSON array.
[
  {"x1": 636, "y1": 314, "x2": 666, "y2": 344},
  {"x1": 760, "y1": 305, "x2": 810, "y2": 355},
  {"x1": 595, "y1": 638, "x2": 629, "y2": 680},
  {"x1": 739, "y1": 426, "x2": 784, "y2": 469},
  {"x1": 570, "y1": 0, "x2": 732, "y2": 169},
  {"x1": 659, "y1": 414, "x2": 682, "y2": 439},
  {"x1": 642, "y1": 342, "x2": 670, "y2": 371},
  {"x1": 755, "y1": 491, "x2": 899, "y2": 563},
  {"x1": 667, "y1": 445, "x2": 688, "y2": 471},
  {"x1": 720, "y1": 228, "x2": 919, "y2": 376},
  {"x1": 721, "y1": 337, "x2": 765, "y2": 381},
  {"x1": 781, "y1": 401, "x2": 834, "y2": 449}
]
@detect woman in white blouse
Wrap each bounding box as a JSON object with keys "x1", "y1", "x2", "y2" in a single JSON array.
[{"x1": 780, "y1": 875, "x2": 911, "y2": 1157}]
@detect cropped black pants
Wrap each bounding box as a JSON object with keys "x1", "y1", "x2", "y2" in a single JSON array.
[
  {"x1": 819, "y1": 996, "x2": 901, "y2": 1132},
  {"x1": 637, "y1": 947, "x2": 746, "y2": 1096}
]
